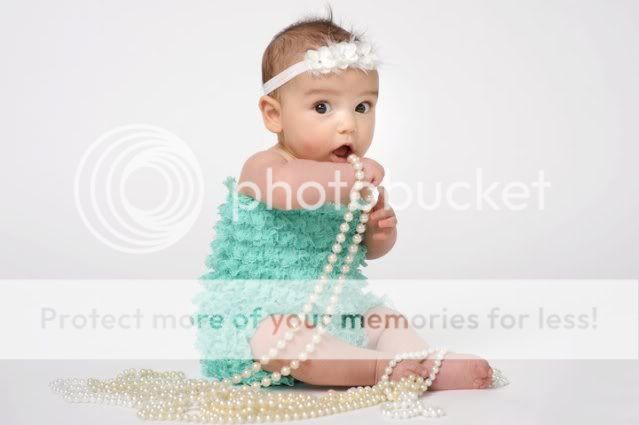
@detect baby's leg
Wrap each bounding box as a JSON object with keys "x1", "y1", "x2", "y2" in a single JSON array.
[
  {"x1": 250, "y1": 313, "x2": 404, "y2": 387},
  {"x1": 363, "y1": 305, "x2": 494, "y2": 390}
]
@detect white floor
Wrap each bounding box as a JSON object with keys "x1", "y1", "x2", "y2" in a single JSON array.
[{"x1": 2, "y1": 360, "x2": 638, "y2": 424}]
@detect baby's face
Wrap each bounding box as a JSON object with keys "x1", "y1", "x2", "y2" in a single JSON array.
[{"x1": 277, "y1": 68, "x2": 379, "y2": 163}]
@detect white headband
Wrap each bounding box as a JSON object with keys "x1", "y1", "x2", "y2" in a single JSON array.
[{"x1": 262, "y1": 39, "x2": 380, "y2": 95}]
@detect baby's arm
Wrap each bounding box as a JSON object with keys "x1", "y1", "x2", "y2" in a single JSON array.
[{"x1": 237, "y1": 150, "x2": 361, "y2": 210}]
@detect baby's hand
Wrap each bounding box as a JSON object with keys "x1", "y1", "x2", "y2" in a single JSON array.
[
  {"x1": 366, "y1": 186, "x2": 397, "y2": 240},
  {"x1": 360, "y1": 157, "x2": 385, "y2": 186}
]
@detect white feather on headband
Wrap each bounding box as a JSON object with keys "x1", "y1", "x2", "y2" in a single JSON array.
[{"x1": 262, "y1": 39, "x2": 380, "y2": 95}]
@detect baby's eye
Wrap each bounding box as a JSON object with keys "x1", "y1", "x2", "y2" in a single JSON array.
[
  {"x1": 314, "y1": 102, "x2": 331, "y2": 114},
  {"x1": 355, "y1": 102, "x2": 372, "y2": 114}
]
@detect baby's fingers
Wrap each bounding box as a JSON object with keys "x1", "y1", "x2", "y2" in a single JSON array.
[{"x1": 378, "y1": 216, "x2": 397, "y2": 228}]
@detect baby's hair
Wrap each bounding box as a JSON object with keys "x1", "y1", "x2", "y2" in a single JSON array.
[{"x1": 261, "y1": 4, "x2": 366, "y2": 102}]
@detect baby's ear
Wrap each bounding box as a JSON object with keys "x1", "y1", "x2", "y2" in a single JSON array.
[{"x1": 258, "y1": 95, "x2": 283, "y2": 134}]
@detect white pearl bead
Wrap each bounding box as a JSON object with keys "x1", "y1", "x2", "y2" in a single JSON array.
[
  {"x1": 276, "y1": 339, "x2": 286, "y2": 349},
  {"x1": 290, "y1": 360, "x2": 300, "y2": 369},
  {"x1": 340, "y1": 223, "x2": 349, "y2": 232},
  {"x1": 280, "y1": 366, "x2": 291, "y2": 376},
  {"x1": 268, "y1": 348, "x2": 278, "y2": 357},
  {"x1": 298, "y1": 352, "x2": 308, "y2": 361},
  {"x1": 344, "y1": 212, "x2": 353, "y2": 222}
]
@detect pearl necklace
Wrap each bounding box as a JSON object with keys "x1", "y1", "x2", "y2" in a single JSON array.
[{"x1": 50, "y1": 153, "x2": 508, "y2": 422}]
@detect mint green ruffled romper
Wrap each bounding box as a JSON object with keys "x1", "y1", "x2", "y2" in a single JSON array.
[{"x1": 193, "y1": 176, "x2": 393, "y2": 387}]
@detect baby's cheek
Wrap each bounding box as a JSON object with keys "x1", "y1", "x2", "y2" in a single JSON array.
[{"x1": 298, "y1": 136, "x2": 327, "y2": 157}]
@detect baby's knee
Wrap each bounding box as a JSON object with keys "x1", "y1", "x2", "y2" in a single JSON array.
[
  {"x1": 366, "y1": 306, "x2": 409, "y2": 329},
  {"x1": 249, "y1": 314, "x2": 296, "y2": 372}
]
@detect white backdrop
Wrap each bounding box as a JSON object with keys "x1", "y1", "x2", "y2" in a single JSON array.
[{"x1": 1, "y1": 0, "x2": 637, "y2": 279}]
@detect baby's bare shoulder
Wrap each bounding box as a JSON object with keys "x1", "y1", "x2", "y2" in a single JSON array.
[{"x1": 237, "y1": 149, "x2": 287, "y2": 196}]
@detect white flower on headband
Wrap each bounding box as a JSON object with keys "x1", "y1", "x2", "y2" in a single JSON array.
[
  {"x1": 304, "y1": 40, "x2": 379, "y2": 75},
  {"x1": 261, "y1": 39, "x2": 380, "y2": 95}
]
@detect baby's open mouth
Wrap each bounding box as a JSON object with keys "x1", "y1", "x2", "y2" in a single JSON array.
[{"x1": 330, "y1": 145, "x2": 352, "y2": 162}]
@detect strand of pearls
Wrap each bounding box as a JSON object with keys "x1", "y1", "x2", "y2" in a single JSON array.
[
  {"x1": 378, "y1": 348, "x2": 447, "y2": 419},
  {"x1": 232, "y1": 152, "x2": 378, "y2": 390},
  {"x1": 50, "y1": 153, "x2": 506, "y2": 423},
  {"x1": 49, "y1": 367, "x2": 437, "y2": 423}
]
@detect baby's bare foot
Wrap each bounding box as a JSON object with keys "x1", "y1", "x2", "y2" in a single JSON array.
[
  {"x1": 420, "y1": 352, "x2": 493, "y2": 390},
  {"x1": 375, "y1": 357, "x2": 426, "y2": 383}
]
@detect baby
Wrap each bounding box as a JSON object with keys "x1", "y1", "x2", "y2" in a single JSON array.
[{"x1": 221, "y1": 14, "x2": 493, "y2": 389}]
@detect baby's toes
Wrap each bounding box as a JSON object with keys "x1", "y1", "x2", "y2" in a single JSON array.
[{"x1": 471, "y1": 359, "x2": 493, "y2": 389}]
